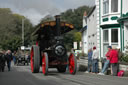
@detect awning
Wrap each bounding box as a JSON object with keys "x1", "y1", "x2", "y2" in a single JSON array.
[
  {"x1": 100, "y1": 24, "x2": 120, "y2": 28},
  {"x1": 80, "y1": 25, "x2": 87, "y2": 32}
]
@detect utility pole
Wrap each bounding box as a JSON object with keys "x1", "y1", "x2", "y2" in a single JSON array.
[{"x1": 22, "y1": 18, "x2": 24, "y2": 47}]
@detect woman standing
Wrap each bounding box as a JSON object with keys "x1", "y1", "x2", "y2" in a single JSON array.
[{"x1": 110, "y1": 46, "x2": 118, "y2": 76}]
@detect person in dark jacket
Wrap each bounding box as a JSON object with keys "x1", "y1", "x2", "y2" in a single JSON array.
[
  {"x1": 6, "y1": 50, "x2": 12, "y2": 71},
  {"x1": 0, "y1": 51, "x2": 2, "y2": 72},
  {"x1": 88, "y1": 48, "x2": 93, "y2": 73},
  {"x1": 0, "y1": 51, "x2": 6, "y2": 72}
]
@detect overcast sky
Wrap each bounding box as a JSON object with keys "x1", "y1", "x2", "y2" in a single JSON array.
[{"x1": 0, "y1": 0, "x2": 95, "y2": 25}]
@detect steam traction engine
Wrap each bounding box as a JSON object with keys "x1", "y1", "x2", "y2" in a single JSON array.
[{"x1": 30, "y1": 15, "x2": 77, "y2": 75}]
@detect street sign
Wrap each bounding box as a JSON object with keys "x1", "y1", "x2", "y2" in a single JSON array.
[
  {"x1": 21, "y1": 46, "x2": 25, "y2": 50},
  {"x1": 73, "y1": 42, "x2": 77, "y2": 49}
]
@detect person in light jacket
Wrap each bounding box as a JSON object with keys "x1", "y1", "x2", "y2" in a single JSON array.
[{"x1": 92, "y1": 46, "x2": 99, "y2": 73}]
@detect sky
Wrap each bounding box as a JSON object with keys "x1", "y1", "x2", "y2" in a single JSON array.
[{"x1": 0, "y1": 0, "x2": 95, "y2": 25}]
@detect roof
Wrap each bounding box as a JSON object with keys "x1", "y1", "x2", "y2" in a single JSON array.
[
  {"x1": 32, "y1": 21, "x2": 74, "y2": 35},
  {"x1": 80, "y1": 6, "x2": 96, "y2": 32},
  {"x1": 87, "y1": 6, "x2": 96, "y2": 18}
]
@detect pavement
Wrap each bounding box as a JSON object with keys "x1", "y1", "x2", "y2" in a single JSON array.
[{"x1": 0, "y1": 62, "x2": 128, "y2": 85}]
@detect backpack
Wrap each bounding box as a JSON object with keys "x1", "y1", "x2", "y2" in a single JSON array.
[{"x1": 117, "y1": 70, "x2": 124, "y2": 77}]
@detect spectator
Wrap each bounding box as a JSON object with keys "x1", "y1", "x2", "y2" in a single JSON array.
[
  {"x1": 116, "y1": 47, "x2": 123, "y2": 73},
  {"x1": 5, "y1": 50, "x2": 13, "y2": 71},
  {"x1": 77, "y1": 52, "x2": 80, "y2": 60},
  {"x1": 110, "y1": 46, "x2": 118, "y2": 76},
  {"x1": 116, "y1": 47, "x2": 123, "y2": 62},
  {"x1": 87, "y1": 48, "x2": 93, "y2": 73},
  {"x1": 92, "y1": 46, "x2": 99, "y2": 73},
  {"x1": 99, "y1": 46, "x2": 112, "y2": 75},
  {"x1": 0, "y1": 51, "x2": 6, "y2": 72},
  {"x1": 0, "y1": 51, "x2": 3, "y2": 72},
  {"x1": 13, "y1": 51, "x2": 17, "y2": 65}
]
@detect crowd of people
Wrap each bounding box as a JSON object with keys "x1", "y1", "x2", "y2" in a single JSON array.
[
  {"x1": 87, "y1": 46, "x2": 120, "y2": 76},
  {"x1": 0, "y1": 50, "x2": 12, "y2": 72}
]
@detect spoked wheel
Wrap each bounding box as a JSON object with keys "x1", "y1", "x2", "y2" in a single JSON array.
[
  {"x1": 68, "y1": 53, "x2": 77, "y2": 75},
  {"x1": 30, "y1": 45, "x2": 40, "y2": 73},
  {"x1": 42, "y1": 52, "x2": 48, "y2": 75}
]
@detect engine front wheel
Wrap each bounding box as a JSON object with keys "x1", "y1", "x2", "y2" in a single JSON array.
[{"x1": 68, "y1": 53, "x2": 77, "y2": 75}]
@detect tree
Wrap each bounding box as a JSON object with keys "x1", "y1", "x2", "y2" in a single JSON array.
[
  {"x1": 61, "y1": 6, "x2": 91, "y2": 30},
  {"x1": 73, "y1": 32, "x2": 82, "y2": 42},
  {"x1": 0, "y1": 8, "x2": 34, "y2": 51}
]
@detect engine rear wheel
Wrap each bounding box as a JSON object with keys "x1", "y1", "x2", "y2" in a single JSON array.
[
  {"x1": 42, "y1": 52, "x2": 48, "y2": 75},
  {"x1": 30, "y1": 45, "x2": 40, "y2": 73},
  {"x1": 68, "y1": 53, "x2": 77, "y2": 75}
]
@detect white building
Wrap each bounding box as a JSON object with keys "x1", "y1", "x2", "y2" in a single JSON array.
[
  {"x1": 81, "y1": 12, "x2": 88, "y2": 54},
  {"x1": 117, "y1": 0, "x2": 128, "y2": 52},
  {"x1": 81, "y1": 6, "x2": 98, "y2": 54},
  {"x1": 82, "y1": 0, "x2": 128, "y2": 58}
]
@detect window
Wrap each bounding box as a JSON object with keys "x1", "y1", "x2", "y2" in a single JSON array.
[
  {"x1": 103, "y1": 44, "x2": 109, "y2": 57},
  {"x1": 103, "y1": 30, "x2": 109, "y2": 42},
  {"x1": 111, "y1": 0, "x2": 118, "y2": 13},
  {"x1": 111, "y1": 29, "x2": 118, "y2": 42},
  {"x1": 103, "y1": 0, "x2": 109, "y2": 14}
]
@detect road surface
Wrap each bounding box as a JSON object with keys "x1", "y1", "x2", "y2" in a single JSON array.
[{"x1": 0, "y1": 64, "x2": 127, "y2": 85}]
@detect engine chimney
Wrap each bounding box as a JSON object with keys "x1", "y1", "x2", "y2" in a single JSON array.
[{"x1": 55, "y1": 15, "x2": 61, "y2": 36}]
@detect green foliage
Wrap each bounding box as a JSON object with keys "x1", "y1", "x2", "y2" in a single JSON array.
[
  {"x1": 121, "y1": 54, "x2": 128, "y2": 63},
  {"x1": 61, "y1": 6, "x2": 91, "y2": 30},
  {"x1": 1, "y1": 36, "x2": 22, "y2": 51},
  {"x1": 0, "y1": 8, "x2": 33, "y2": 51},
  {"x1": 73, "y1": 32, "x2": 81, "y2": 42}
]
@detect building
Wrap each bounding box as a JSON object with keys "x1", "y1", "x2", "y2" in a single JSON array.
[
  {"x1": 81, "y1": 6, "x2": 98, "y2": 54},
  {"x1": 82, "y1": 0, "x2": 128, "y2": 58},
  {"x1": 98, "y1": 0, "x2": 122, "y2": 58},
  {"x1": 97, "y1": 0, "x2": 128, "y2": 57},
  {"x1": 81, "y1": 12, "x2": 88, "y2": 54},
  {"x1": 117, "y1": 0, "x2": 128, "y2": 52}
]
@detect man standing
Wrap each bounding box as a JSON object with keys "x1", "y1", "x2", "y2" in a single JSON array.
[
  {"x1": 6, "y1": 50, "x2": 12, "y2": 71},
  {"x1": 99, "y1": 46, "x2": 112, "y2": 75},
  {"x1": 92, "y1": 46, "x2": 99, "y2": 73}
]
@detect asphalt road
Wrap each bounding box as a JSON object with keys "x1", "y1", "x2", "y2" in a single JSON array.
[{"x1": 0, "y1": 63, "x2": 128, "y2": 85}]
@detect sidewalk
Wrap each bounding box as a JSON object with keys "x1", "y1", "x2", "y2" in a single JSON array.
[{"x1": 77, "y1": 58, "x2": 128, "y2": 77}]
